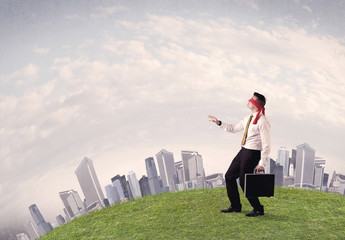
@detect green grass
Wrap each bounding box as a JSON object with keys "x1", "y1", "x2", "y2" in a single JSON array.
[{"x1": 41, "y1": 187, "x2": 345, "y2": 240}]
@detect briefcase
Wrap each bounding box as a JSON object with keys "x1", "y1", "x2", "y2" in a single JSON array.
[{"x1": 244, "y1": 171, "x2": 275, "y2": 198}]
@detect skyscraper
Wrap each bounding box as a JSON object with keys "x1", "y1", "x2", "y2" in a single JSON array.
[
  {"x1": 277, "y1": 147, "x2": 290, "y2": 177},
  {"x1": 156, "y1": 149, "x2": 177, "y2": 192},
  {"x1": 145, "y1": 157, "x2": 161, "y2": 195},
  {"x1": 75, "y1": 157, "x2": 105, "y2": 211},
  {"x1": 181, "y1": 150, "x2": 205, "y2": 189},
  {"x1": 56, "y1": 215, "x2": 66, "y2": 226},
  {"x1": 314, "y1": 157, "x2": 326, "y2": 190},
  {"x1": 111, "y1": 174, "x2": 132, "y2": 200},
  {"x1": 24, "y1": 220, "x2": 40, "y2": 240},
  {"x1": 181, "y1": 150, "x2": 194, "y2": 182},
  {"x1": 105, "y1": 184, "x2": 120, "y2": 204},
  {"x1": 295, "y1": 143, "x2": 315, "y2": 188},
  {"x1": 59, "y1": 190, "x2": 86, "y2": 219},
  {"x1": 127, "y1": 171, "x2": 142, "y2": 198},
  {"x1": 28, "y1": 204, "x2": 51, "y2": 236},
  {"x1": 139, "y1": 175, "x2": 151, "y2": 196}
]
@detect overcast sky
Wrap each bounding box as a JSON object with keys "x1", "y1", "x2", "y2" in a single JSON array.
[{"x1": 1, "y1": 0, "x2": 345, "y2": 230}]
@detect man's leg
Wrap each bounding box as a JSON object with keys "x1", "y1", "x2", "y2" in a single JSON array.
[
  {"x1": 222, "y1": 149, "x2": 242, "y2": 212},
  {"x1": 237, "y1": 149, "x2": 264, "y2": 215}
]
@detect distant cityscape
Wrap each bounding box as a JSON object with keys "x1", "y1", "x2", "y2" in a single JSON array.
[{"x1": 16, "y1": 143, "x2": 345, "y2": 240}]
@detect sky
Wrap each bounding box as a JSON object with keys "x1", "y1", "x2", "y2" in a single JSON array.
[{"x1": 1, "y1": 0, "x2": 345, "y2": 232}]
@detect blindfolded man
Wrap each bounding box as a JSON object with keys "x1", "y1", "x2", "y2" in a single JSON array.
[{"x1": 208, "y1": 92, "x2": 271, "y2": 217}]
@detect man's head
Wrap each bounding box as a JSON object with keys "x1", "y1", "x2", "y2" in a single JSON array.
[
  {"x1": 253, "y1": 92, "x2": 266, "y2": 108},
  {"x1": 247, "y1": 92, "x2": 266, "y2": 112}
]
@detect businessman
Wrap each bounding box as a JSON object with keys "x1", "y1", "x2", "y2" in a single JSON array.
[{"x1": 208, "y1": 92, "x2": 271, "y2": 217}]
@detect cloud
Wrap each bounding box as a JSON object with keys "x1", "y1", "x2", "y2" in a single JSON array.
[
  {"x1": 91, "y1": 5, "x2": 128, "y2": 19},
  {"x1": 302, "y1": 5, "x2": 312, "y2": 14},
  {"x1": 34, "y1": 47, "x2": 50, "y2": 56},
  {"x1": 0, "y1": 64, "x2": 39, "y2": 87}
]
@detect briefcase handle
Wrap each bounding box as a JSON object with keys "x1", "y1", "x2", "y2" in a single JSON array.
[{"x1": 254, "y1": 169, "x2": 265, "y2": 174}]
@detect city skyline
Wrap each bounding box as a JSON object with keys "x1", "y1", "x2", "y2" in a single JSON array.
[
  {"x1": 21, "y1": 142, "x2": 344, "y2": 239},
  {"x1": 1, "y1": 0, "x2": 345, "y2": 237}
]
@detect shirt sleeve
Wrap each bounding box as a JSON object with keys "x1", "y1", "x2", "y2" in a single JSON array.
[
  {"x1": 219, "y1": 119, "x2": 244, "y2": 133},
  {"x1": 258, "y1": 119, "x2": 271, "y2": 167}
]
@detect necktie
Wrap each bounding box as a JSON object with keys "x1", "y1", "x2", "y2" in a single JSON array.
[{"x1": 241, "y1": 114, "x2": 253, "y2": 145}]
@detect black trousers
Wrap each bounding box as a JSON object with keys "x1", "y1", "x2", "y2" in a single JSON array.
[{"x1": 225, "y1": 147, "x2": 263, "y2": 210}]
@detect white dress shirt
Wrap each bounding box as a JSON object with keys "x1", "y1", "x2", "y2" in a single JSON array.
[{"x1": 219, "y1": 112, "x2": 271, "y2": 167}]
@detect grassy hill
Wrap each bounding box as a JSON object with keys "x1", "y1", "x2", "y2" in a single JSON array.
[{"x1": 41, "y1": 187, "x2": 345, "y2": 240}]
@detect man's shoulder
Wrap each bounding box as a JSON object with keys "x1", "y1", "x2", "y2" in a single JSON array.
[{"x1": 258, "y1": 115, "x2": 270, "y2": 127}]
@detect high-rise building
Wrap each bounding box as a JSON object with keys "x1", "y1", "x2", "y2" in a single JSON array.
[
  {"x1": 28, "y1": 204, "x2": 51, "y2": 236},
  {"x1": 290, "y1": 149, "x2": 297, "y2": 176},
  {"x1": 127, "y1": 171, "x2": 142, "y2": 198},
  {"x1": 16, "y1": 233, "x2": 30, "y2": 240},
  {"x1": 75, "y1": 157, "x2": 105, "y2": 211},
  {"x1": 25, "y1": 220, "x2": 40, "y2": 240},
  {"x1": 145, "y1": 157, "x2": 161, "y2": 195},
  {"x1": 275, "y1": 164, "x2": 284, "y2": 186},
  {"x1": 111, "y1": 174, "x2": 132, "y2": 200},
  {"x1": 265, "y1": 158, "x2": 276, "y2": 174},
  {"x1": 181, "y1": 151, "x2": 206, "y2": 189},
  {"x1": 105, "y1": 184, "x2": 120, "y2": 204},
  {"x1": 277, "y1": 147, "x2": 290, "y2": 177},
  {"x1": 63, "y1": 208, "x2": 71, "y2": 222},
  {"x1": 59, "y1": 190, "x2": 86, "y2": 219},
  {"x1": 139, "y1": 175, "x2": 151, "y2": 196},
  {"x1": 56, "y1": 215, "x2": 66, "y2": 226},
  {"x1": 322, "y1": 173, "x2": 329, "y2": 190},
  {"x1": 175, "y1": 161, "x2": 184, "y2": 184},
  {"x1": 314, "y1": 157, "x2": 326, "y2": 190},
  {"x1": 156, "y1": 149, "x2": 177, "y2": 192},
  {"x1": 295, "y1": 143, "x2": 316, "y2": 189},
  {"x1": 112, "y1": 179, "x2": 126, "y2": 201},
  {"x1": 181, "y1": 150, "x2": 194, "y2": 182}
]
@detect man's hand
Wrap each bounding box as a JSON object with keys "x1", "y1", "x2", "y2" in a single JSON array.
[
  {"x1": 208, "y1": 115, "x2": 220, "y2": 125},
  {"x1": 256, "y1": 166, "x2": 265, "y2": 172}
]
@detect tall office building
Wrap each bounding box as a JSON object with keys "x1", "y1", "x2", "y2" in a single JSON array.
[
  {"x1": 59, "y1": 190, "x2": 86, "y2": 219},
  {"x1": 275, "y1": 164, "x2": 284, "y2": 186},
  {"x1": 175, "y1": 161, "x2": 184, "y2": 184},
  {"x1": 314, "y1": 157, "x2": 326, "y2": 190},
  {"x1": 145, "y1": 157, "x2": 161, "y2": 195},
  {"x1": 277, "y1": 147, "x2": 290, "y2": 177},
  {"x1": 56, "y1": 215, "x2": 66, "y2": 226},
  {"x1": 75, "y1": 157, "x2": 105, "y2": 211},
  {"x1": 265, "y1": 158, "x2": 276, "y2": 174},
  {"x1": 181, "y1": 150, "x2": 205, "y2": 189},
  {"x1": 156, "y1": 149, "x2": 177, "y2": 192},
  {"x1": 111, "y1": 174, "x2": 132, "y2": 200},
  {"x1": 290, "y1": 149, "x2": 297, "y2": 176},
  {"x1": 295, "y1": 143, "x2": 316, "y2": 189},
  {"x1": 24, "y1": 220, "x2": 40, "y2": 240},
  {"x1": 28, "y1": 204, "x2": 51, "y2": 236},
  {"x1": 16, "y1": 233, "x2": 30, "y2": 240},
  {"x1": 139, "y1": 175, "x2": 151, "y2": 196},
  {"x1": 181, "y1": 150, "x2": 194, "y2": 182},
  {"x1": 127, "y1": 171, "x2": 142, "y2": 198},
  {"x1": 322, "y1": 173, "x2": 329, "y2": 190},
  {"x1": 63, "y1": 208, "x2": 71, "y2": 222},
  {"x1": 105, "y1": 184, "x2": 120, "y2": 204}
]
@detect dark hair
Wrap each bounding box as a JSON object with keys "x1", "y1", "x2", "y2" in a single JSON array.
[{"x1": 254, "y1": 92, "x2": 266, "y2": 108}]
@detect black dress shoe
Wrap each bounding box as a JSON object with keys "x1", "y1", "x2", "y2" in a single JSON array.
[
  {"x1": 245, "y1": 209, "x2": 264, "y2": 217},
  {"x1": 220, "y1": 206, "x2": 242, "y2": 213}
]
